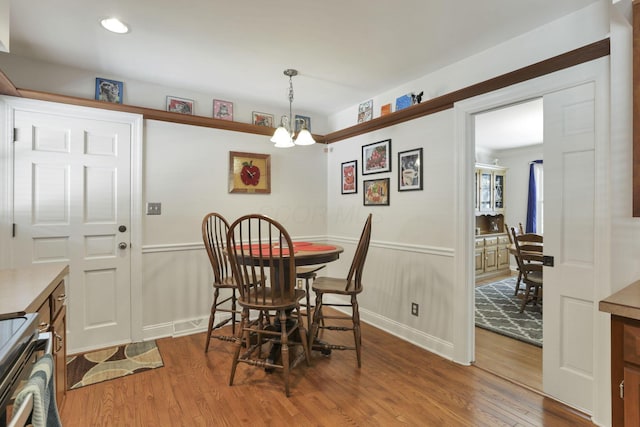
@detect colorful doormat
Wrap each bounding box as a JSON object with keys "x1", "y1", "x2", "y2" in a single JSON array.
[
  {"x1": 66, "y1": 340, "x2": 164, "y2": 389},
  {"x1": 475, "y1": 277, "x2": 542, "y2": 347}
]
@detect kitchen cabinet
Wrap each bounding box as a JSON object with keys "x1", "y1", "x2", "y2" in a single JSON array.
[
  {"x1": 0, "y1": 263, "x2": 69, "y2": 409},
  {"x1": 599, "y1": 280, "x2": 640, "y2": 426}
]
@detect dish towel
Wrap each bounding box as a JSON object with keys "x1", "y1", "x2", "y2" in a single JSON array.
[{"x1": 12, "y1": 353, "x2": 62, "y2": 427}]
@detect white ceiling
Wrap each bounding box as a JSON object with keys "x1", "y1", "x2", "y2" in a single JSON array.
[
  {"x1": 5, "y1": 0, "x2": 598, "y2": 117},
  {"x1": 475, "y1": 98, "x2": 544, "y2": 151}
]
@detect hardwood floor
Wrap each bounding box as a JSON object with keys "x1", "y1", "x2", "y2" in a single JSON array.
[
  {"x1": 475, "y1": 327, "x2": 542, "y2": 391},
  {"x1": 59, "y1": 317, "x2": 591, "y2": 426},
  {"x1": 474, "y1": 271, "x2": 542, "y2": 392}
]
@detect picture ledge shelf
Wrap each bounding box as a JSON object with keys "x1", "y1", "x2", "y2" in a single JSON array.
[{"x1": 0, "y1": 39, "x2": 608, "y2": 145}]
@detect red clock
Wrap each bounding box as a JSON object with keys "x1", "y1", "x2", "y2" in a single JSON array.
[{"x1": 240, "y1": 161, "x2": 260, "y2": 186}]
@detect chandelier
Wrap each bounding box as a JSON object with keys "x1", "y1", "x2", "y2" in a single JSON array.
[{"x1": 270, "y1": 69, "x2": 316, "y2": 148}]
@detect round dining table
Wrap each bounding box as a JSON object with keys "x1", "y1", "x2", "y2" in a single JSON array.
[{"x1": 229, "y1": 241, "x2": 343, "y2": 268}]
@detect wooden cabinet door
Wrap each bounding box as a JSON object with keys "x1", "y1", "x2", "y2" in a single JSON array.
[
  {"x1": 497, "y1": 245, "x2": 510, "y2": 270},
  {"x1": 475, "y1": 249, "x2": 485, "y2": 275},
  {"x1": 624, "y1": 365, "x2": 640, "y2": 426},
  {"x1": 51, "y1": 306, "x2": 67, "y2": 407},
  {"x1": 484, "y1": 246, "x2": 498, "y2": 272}
]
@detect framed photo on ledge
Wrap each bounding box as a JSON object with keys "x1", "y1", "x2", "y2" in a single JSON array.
[
  {"x1": 341, "y1": 160, "x2": 357, "y2": 194},
  {"x1": 363, "y1": 178, "x2": 390, "y2": 206},
  {"x1": 166, "y1": 96, "x2": 194, "y2": 115},
  {"x1": 95, "y1": 77, "x2": 123, "y2": 104},
  {"x1": 252, "y1": 112, "x2": 274, "y2": 127},
  {"x1": 228, "y1": 151, "x2": 271, "y2": 194},
  {"x1": 362, "y1": 139, "x2": 391, "y2": 175},
  {"x1": 213, "y1": 99, "x2": 233, "y2": 121},
  {"x1": 295, "y1": 115, "x2": 311, "y2": 132},
  {"x1": 398, "y1": 148, "x2": 423, "y2": 191}
]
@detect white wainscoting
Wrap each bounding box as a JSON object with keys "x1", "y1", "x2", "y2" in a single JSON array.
[{"x1": 140, "y1": 237, "x2": 455, "y2": 360}]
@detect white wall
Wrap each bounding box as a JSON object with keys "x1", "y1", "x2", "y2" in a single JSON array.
[
  {"x1": 328, "y1": 1, "x2": 609, "y2": 131},
  {"x1": 0, "y1": 54, "x2": 330, "y2": 134},
  {"x1": 140, "y1": 120, "x2": 328, "y2": 336},
  {"x1": 324, "y1": 111, "x2": 456, "y2": 356},
  {"x1": 495, "y1": 145, "x2": 544, "y2": 232}
]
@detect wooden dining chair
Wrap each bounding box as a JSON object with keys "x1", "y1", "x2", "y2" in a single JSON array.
[
  {"x1": 202, "y1": 212, "x2": 239, "y2": 353},
  {"x1": 226, "y1": 214, "x2": 311, "y2": 397},
  {"x1": 309, "y1": 214, "x2": 372, "y2": 368},
  {"x1": 296, "y1": 265, "x2": 325, "y2": 328},
  {"x1": 510, "y1": 227, "x2": 543, "y2": 312}
]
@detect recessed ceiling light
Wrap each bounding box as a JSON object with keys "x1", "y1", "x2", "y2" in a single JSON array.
[{"x1": 100, "y1": 18, "x2": 129, "y2": 34}]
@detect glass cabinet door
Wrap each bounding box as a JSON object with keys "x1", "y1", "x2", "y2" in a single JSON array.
[
  {"x1": 494, "y1": 172, "x2": 504, "y2": 211},
  {"x1": 479, "y1": 171, "x2": 492, "y2": 211}
]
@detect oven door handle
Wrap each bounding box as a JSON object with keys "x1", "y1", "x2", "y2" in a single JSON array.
[{"x1": 36, "y1": 331, "x2": 53, "y2": 355}]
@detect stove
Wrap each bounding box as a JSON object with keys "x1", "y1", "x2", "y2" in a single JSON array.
[{"x1": 0, "y1": 313, "x2": 40, "y2": 425}]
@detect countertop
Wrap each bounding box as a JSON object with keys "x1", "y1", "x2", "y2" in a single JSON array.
[
  {"x1": 599, "y1": 279, "x2": 640, "y2": 321},
  {"x1": 0, "y1": 263, "x2": 69, "y2": 318}
]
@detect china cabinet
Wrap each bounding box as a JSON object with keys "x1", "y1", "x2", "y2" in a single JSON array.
[{"x1": 474, "y1": 163, "x2": 509, "y2": 278}]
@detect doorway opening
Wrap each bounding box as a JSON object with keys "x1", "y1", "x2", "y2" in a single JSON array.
[{"x1": 471, "y1": 98, "x2": 544, "y2": 391}]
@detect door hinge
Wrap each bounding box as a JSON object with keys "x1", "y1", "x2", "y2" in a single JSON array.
[
  {"x1": 619, "y1": 380, "x2": 624, "y2": 399},
  {"x1": 12, "y1": 223, "x2": 15, "y2": 237},
  {"x1": 13, "y1": 128, "x2": 17, "y2": 142}
]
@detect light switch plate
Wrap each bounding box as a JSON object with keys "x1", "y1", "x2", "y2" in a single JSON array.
[{"x1": 146, "y1": 202, "x2": 161, "y2": 215}]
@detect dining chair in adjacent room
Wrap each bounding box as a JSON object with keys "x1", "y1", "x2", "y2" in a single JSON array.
[
  {"x1": 226, "y1": 214, "x2": 311, "y2": 397},
  {"x1": 505, "y1": 223, "x2": 523, "y2": 294},
  {"x1": 309, "y1": 213, "x2": 372, "y2": 368},
  {"x1": 202, "y1": 212, "x2": 240, "y2": 353},
  {"x1": 510, "y1": 227, "x2": 544, "y2": 312}
]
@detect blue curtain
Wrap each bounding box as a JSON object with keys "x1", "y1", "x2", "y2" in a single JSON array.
[{"x1": 525, "y1": 160, "x2": 543, "y2": 233}]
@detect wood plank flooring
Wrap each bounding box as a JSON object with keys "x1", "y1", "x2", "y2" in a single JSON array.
[
  {"x1": 474, "y1": 271, "x2": 543, "y2": 392},
  {"x1": 59, "y1": 317, "x2": 592, "y2": 426}
]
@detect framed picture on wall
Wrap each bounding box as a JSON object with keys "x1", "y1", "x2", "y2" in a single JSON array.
[
  {"x1": 363, "y1": 178, "x2": 390, "y2": 206},
  {"x1": 362, "y1": 139, "x2": 391, "y2": 175},
  {"x1": 95, "y1": 77, "x2": 123, "y2": 104},
  {"x1": 252, "y1": 111, "x2": 274, "y2": 127},
  {"x1": 228, "y1": 151, "x2": 271, "y2": 194},
  {"x1": 166, "y1": 96, "x2": 194, "y2": 115},
  {"x1": 398, "y1": 148, "x2": 423, "y2": 191},
  {"x1": 358, "y1": 99, "x2": 373, "y2": 123},
  {"x1": 295, "y1": 114, "x2": 311, "y2": 132},
  {"x1": 341, "y1": 160, "x2": 357, "y2": 194},
  {"x1": 213, "y1": 99, "x2": 233, "y2": 121}
]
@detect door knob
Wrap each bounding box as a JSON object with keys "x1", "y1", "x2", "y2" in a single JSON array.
[
  {"x1": 119, "y1": 225, "x2": 127, "y2": 232},
  {"x1": 119, "y1": 242, "x2": 128, "y2": 250}
]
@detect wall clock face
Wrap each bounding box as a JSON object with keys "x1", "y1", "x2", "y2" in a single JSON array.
[
  {"x1": 240, "y1": 161, "x2": 261, "y2": 186},
  {"x1": 229, "y1": 151, "x2": 271, "y2": 194}
]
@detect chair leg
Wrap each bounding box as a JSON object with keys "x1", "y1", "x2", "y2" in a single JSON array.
[
  {"x1": 229, "y1": 307, "x2": 248, "y2": 387},
  {"x1": 352, "y1": 295, "x2": 362, "y2": 368},
  {"x1": 304, "y1": 277, "x2": 313, "y2": 329},
  {"x1": 309, "y1": 292, "x2": 323, "y2": 349},
  {"x1": 278, "y1": 309, "x2": 291, "y2": 397},
  {"x1": 514, "y1": 270, "x2": 522, "y2": 295},
  {"x1": 520, "y1": 285, "x2": 531, "y2": 313},
  {"x1": 204, "y1": 288, "x2": 220, "y2": 353},
  {"x1": 230, "y1": 289, "x2": 237, "y2": 335}
]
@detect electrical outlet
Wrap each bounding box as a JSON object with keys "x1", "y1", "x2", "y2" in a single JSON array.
[
  {"x1": 411, "y1": 302, "x2": 419, "y2": 317},
  {"x1": 146, "y1": 202, "x2": 161, "y2": 215}
]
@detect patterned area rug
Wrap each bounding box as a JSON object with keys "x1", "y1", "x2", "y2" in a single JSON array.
[
  {"x1": 66, "y1": 341, "x2": 164, "y2": 389},
  {"x1": 475, "y1": 277, "x2": 542, "y2": 347}
]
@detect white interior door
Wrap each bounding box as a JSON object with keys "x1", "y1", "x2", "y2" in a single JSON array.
[
  {"x1": 13, "y1": 107, "x2": 132, "y2": 352},
  {"x1": 542, "y1": 81, "x2": 597, "y2": 412}
]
